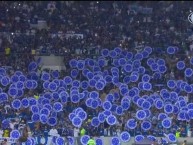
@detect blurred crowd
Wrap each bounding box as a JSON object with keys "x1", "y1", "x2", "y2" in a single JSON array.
[
  {"x1": 0, "y1": 1, "x2": 193, "y2": 55},
  {"x1": 0, "y1": 1, "x2": 193, "y2": 145}
]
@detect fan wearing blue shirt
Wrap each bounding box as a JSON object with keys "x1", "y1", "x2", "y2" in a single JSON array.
[{"x1": 43, "y1": 126, "x2": 49, "y2": 144}]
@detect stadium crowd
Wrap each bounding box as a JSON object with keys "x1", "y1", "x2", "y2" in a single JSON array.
[{"x1": 0, "y1": 1, "x2": 192, "y2": 145}]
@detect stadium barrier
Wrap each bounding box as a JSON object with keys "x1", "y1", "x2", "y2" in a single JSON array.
[{"x1": 0, "y1": 136, "x2": 191, "y2": 145}]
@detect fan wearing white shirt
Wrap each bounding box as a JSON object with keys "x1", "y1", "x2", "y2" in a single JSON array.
[
  {"x1": 47, "y1": 127, "x2": 59, "y2": 145},
  {"x1": 0, "y1": 129, "x2": 3, "y2": 137},
  {"x1": 74, "y1": 127, "x2": 80, "y2": 145}
]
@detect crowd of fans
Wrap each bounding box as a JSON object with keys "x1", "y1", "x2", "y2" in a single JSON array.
[{"x1": 0, "y1": 1, "x2": 192, "y2": 145}]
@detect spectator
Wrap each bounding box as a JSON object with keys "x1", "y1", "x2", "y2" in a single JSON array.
[{"x1": 73, "y1": 127, "x2": 80, "y2": 145}]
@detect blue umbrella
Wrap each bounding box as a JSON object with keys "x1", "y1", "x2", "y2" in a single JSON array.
[
  {"x1": 134, "y1": 53, "x2": 143, "y2": 60},
  {"x1": 159, "y1": 65, "x2": 167, "y2": 73},
  {"x1": 137, "y1": 98, "x2": 145, "y2": 108},
  {"x1": 162, "y1": 118, "x2": 172, "y2": 128},
  {"x1": 142, "y1": 101, "x2": 151, "y2": 110},
  {"x1": 101, "y1": 49, "x2": 109, "y2": 57},
  {"x1": 118, "y1": 58, "x2": 127, "y2": 66},
  {"x1": 69, "y1": 59, "x2": 77, "y2": 68},
  {"x1": 188, "y1": 103, "x2": 193, "y2": 109},
  {"x1": 68, "y1": 136, "x2": 74, "y2": 145},
  {"x1": 167, "y1": 80, "x2": 176, "y2": 89},
  {"x1": 158, "y1": 113, "x2": 168, "y2": 120},
  {"x1": 120, "y1": 131, "x2": 131, "y2": 142},
  {"x1": 102, "y1": 101, "x2": 112, "y2": 111},
  {"x1": 52, "y1": 92, "x2": 59, "y2": 101},
  {"x1": 53, "y1": 102, "x2": 63, "y2": 112},
  {"x1": 167, "y1": 133, "x2": 177, "y2": 143},
  {"x1": 0, "y1": 93, "x2": 8, "y2": 102},
  {"x1": 31, "y1": 113, "x2": 40, "y2": 122},
  {"x1": 141, "y1": 121, "x2": 152, "y2": 131},
  {"x1": 104, "y1": 75, "x2": 112, "y2": 83},
  {"x1": 184, "y1": 84, "x2": 192, "y2": 93},
  {"x1": 144, "y1": 46, "x2": 152, "y2": 54},
  {"x1": 71, "y1": 94, "x2": 80, "y2": 103},
  {"x1": 106, "y1": 115, "x2": 117, "y2": 125},
  {"x1": 85, "y1": 98, "x2": 92, "y2": 107},
  {"x1": 1, "y1": 76, "x2": 10, "y2": 86},
  {"x1": 10, "y1": 129, "x2": 20, "y2": 139},
  {"x1": 123, "y1": 64, "x2": 133, "y2": 73},
  {"x1": 52, "y1": 70, "x2": 59, "y2": 79},
  {"x1": 81, "y1": 81, "x2": 89, "y2": 90},
  {"x1": 90, "y1": 91, "x2": 99, "y2": 99},
  {"x1": 95, "y1": 81, "x2": 105, "y2": 90},
  {"x1": 41, "y1": 72, "x2": 50, "y2": 81},
  {"x1": 116, "y1": 106, "x2": 123, "y2": 115},
  {"x1": 49, "y1": 82, "x2": 57, "y2": 92},
  {"x1": 64, "y1": 76, "x2": 72, "y2": 85},
  {"x1": 190, "y1": 57, "x2": 193, "y2": 65},
  {"x1": 147, "y1": 58, "x2": 155, "y2": 66},
  {"x1": 114, "y1": 47, "x2": 122, "y2": 54},
  {"x1": 150, "y1": 63, "x2": 158, "y2": 71},
  {"x1": 135, "y1": 135, "x2": 144, "y2": 142},
  {"x1": 157, "y1": 59, "x2": 165, "y2": 66},
  {"x1": 147, "y1": 135, "x2": 156, "y2": 142},
  {"x1": 164, "y1": 104, "x2": 174, "y2": 114},
  {"x1": 30, "y1": 105, "x2": 39, "y2": 114},
  {"x1": 95, "y1": 138, "x2": 103, "y2": 145},
  {"x1": 98, "y1": 112, "x2": 105, "y2": 123},
  {"x1": 185, "y1": 68, "x2": 193, "y2": 77},
  {"x1": 21, "y1": 98, "x2": 29, "y2": 108},
  {"x1": 121, "y1": 101, "x2": 130, "y2": 111},
  {"x1": 72, "y1": 117, "x2": 82, "y2": 127},
  {"x1": 71, "y1": 69, "x2": 79, "y2": 78},
  {"x1": 56, "y1": 137, "x2": 65, "y2": 145},
  {"x1": 126, "y1": 119, "x2": 137, "y2": 129},
  {"x1": 12, "y1": 99, "x2": 21, "y2": 109},
  {"x1": 47, "y1": 117, "x2": 57, "y2": 126},
  {"x1": 141, "y1": 50, "x2": 149, "y2": 58},
  {"x1": 167, "y1": 46, "x2": 175, "y2": 54},
  {"x1": 89, "y1": 79, "x2": 97, "y2": 87},
  {"x1": 28, "y1": 61, "x2": 37, "y2": 72},
  {"x1": 0, "y1": 68, "x2": 6, "y2": 75},
  {"x1": 155, "y1": 99, "x2": 164, "y2": 109},
  {"x1": 68, "y1": 113, "x2": 76, "y2": 121},
  {"x1": 40, "y1": 114, "x2": 48, "y2": 124},
  {"x1": 106, "y1": 94, "x2": 115, "y2": 103},
  {"x1": 136, "y1": 110, "x2": 146, "y2": 120},
  {"x1": 16, "y1": 81, "x2": 24, "y2": 89},
  {"x1": 8, "y1": 87, "x2": 18, "y2": 97},
  {"x1": 111, "y1": 137, "x2": 120, "y2": 145},
  {"x1": 91, "y1": 99, "x2": 98, "y2": 109},
  {"x1": 72, "y1": 80, "x2": 80, "y2": 88},
  {"x1": 138, "y1": 66, "x2": 145, "y2": 74},
  {"x1": 142, "y1": 74, "x2": 151, "y2": 82},
  {"x1": 143, "y1": 82, "x2": 152, "y2": 91},
  {"x1": 11, "y1": 75, "x2": 19, "y2": 83},
  {"x1": 98, "y1": 59, "x2": 106, "y2": 67},
  {"x1": 126, "y1": 52, "x2": 133, "y2": 60},
  {"x1": 88, "y1": 59, "x2": 95, "y2": 67},
  {"x1": 25, "y1": 138, "x2": 33, "y2": 145},
  {"x1": 170, "y1": 91, "x2": 178, "y2": 101},
  {"x1": 40, "y1": 108, "x2": 50, "y2": 116},
  {"x1": 130, "y1": 74, "x2": 139, "y2": 83},
  {"x1": 77, "y1": 60, "x2": 85, "y2": 70},
  {"x1": 77, "y1": 111, "x2": 87, "y2": 121},
  {"x1": 80, "y1": 135, "x2": 90, "y2": 145},
  {"x1": 25, "y1": 80, "x2": 33, "y2": 90},
  {"x1": 91, "y1": 117, "x2": 100, "y2": 127},
  {"x1": 188, "y1": 109, "x2": 193, "y2": 119},
  {"x1": 176, "y1": 61, "x2": 185, "y2": 70},
  {"x1": 109, "y1": 50, "x2": 117, "y2": 58}
]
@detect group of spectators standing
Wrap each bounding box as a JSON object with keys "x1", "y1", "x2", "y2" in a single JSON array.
[{"x1": 0, "y1": 1, "x2": 192, "y2": 145}]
